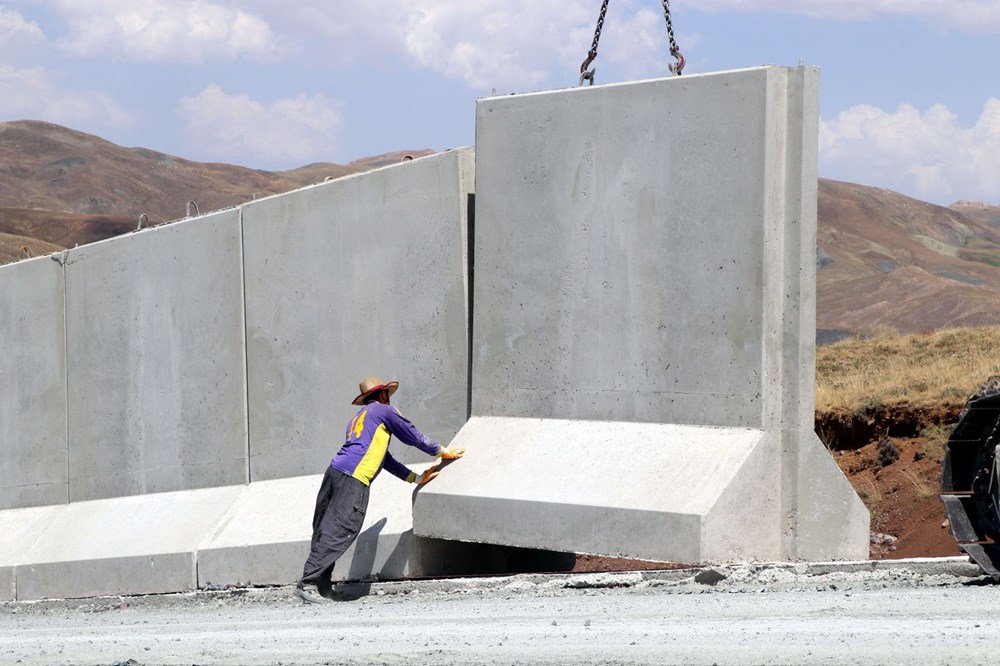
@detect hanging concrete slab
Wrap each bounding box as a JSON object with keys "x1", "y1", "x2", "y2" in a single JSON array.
[{"x1": 413, "y1": 66, "x2": 869, "y2": 563}]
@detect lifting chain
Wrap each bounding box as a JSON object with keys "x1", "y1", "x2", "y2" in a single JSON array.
[{"x1": 579, "y1": 0, "x2": 685, "y2": 86}]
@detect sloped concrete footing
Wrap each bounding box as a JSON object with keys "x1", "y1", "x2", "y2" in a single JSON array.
[
  {"x1": 414, "y1": 417, "x2": 779, "y2": 563},
  {"x1": 0, "y1": 467, "x2": 506, "y2": 601},
  {"x1": 415, "y1": 417, "x2": 869, "y2": 563}
]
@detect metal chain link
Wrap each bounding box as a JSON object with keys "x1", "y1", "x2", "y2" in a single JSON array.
[
  {"x1": 579, "y1": 0, "x2": 610, "y2": 86},
  {"x1": 579, "y1": 0, "x2": 684, "y2": 85},
  {"x1": 661, "y1": 0, "x2": 685, "y2": 75}
]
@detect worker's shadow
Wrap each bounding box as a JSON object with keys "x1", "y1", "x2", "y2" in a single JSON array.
[{"x1": 321, "y1": 517, "x2": 387, "y2": 601}]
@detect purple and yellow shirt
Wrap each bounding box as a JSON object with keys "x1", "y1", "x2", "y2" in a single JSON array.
[{"x1": 330, "y1": 401, "x2": 442, "y2": 485}]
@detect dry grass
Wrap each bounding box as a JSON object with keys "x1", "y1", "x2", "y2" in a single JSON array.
[
  {"x1": 855, "y1": 476, "x2": 882, "y2": 505},
  {"x1": 816, "y1": 325, "x2": 1000, "y2": 412},
  {"x1": 900, "y1": 468, "x2": 936, "y2": 500}
]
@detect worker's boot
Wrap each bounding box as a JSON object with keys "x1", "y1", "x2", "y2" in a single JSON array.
[{"x1": 293, "y1": 583, "x2": 330, "y2": 604}]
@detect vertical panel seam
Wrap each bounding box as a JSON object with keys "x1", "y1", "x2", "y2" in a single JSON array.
[{"x1": 238, "y1": 206, "x2": 251, "y2": 485}]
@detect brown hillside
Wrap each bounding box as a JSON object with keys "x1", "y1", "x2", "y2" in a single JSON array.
[
  {"x1": 0, "y1": 120, "x2": 432, "y2": 246},
  {"x1": 817, "y1": 180, "x2": 1000, "y2": 338}
]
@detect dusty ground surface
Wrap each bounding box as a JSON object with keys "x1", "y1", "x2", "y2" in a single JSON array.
[{"x1": 0, "y1": 563, "x2": 994, "y2": 665}]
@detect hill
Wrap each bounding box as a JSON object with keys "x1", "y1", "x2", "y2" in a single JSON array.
[{"x1": 0, "y1": 119, "x2": 432, "y2": 248}]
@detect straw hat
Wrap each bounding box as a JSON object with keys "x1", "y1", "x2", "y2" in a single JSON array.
[{"x1": 352, "y1": 376, "x2": 399, "y2": 405}]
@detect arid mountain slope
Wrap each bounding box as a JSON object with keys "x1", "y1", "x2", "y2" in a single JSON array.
[
  {"x1": 3, "y1": 120, "x2": 999, "y2": 336},
  {"x1": 0, "y1": 119, "x2": 432, "y2": 241},
  {"x1": 817, "y1": 180, "x2": 1000, "y2": 337}
]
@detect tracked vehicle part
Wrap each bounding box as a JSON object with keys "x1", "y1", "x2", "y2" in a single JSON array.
[{"x1": 941, "y1": 375, "x2": 1000, "y2": 578}]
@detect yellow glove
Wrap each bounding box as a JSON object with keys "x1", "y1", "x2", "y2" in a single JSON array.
[
  {"x1": 407, "y1": 465, "x2": 440, "y2": 485},
  {"x1": 439, "y1": 447, "x2": 465, "y2": 460}
]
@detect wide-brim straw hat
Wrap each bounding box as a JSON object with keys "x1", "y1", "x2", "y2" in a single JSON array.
[{"x1": 352, "y1": 376, "x2": 399, "y2": 405}]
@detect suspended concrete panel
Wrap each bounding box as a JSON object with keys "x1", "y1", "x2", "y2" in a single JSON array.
[
  {"x1": 242, "y1": 149, "x2": 473, "y2": 480},
  {"x1": 0, "y1": 256, "x2": 67, "y2": 510},
  {"x1": 415, "y1": 66, "x2": 869, "y2": 563},
  {"x1": 64, "y1": 210, "x2": 248, "y2": 502}
]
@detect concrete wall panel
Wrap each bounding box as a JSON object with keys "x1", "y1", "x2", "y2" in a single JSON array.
[
  {"x1": 64, "y1": 211, "x2": 248, "y2": 501},
  {"x1": 0, "y1": 256, "x2": 67, "y2": 509},
  {"x1": 242, "y1": 150, "x2": 473, "y2": 480},
  {"x1": 472, "y1": 70, "x2": 772, "y2": 427},
  {"x1": 419, "y1": 66, "x2": 868, "y2": 563}
]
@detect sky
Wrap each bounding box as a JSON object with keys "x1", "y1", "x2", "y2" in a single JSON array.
[{"x1": 0, "y1": 1, "x2": 998, "y2": 206}]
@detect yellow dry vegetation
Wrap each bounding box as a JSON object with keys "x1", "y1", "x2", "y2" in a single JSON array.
[{"x1": 815, "y1": 325, "x2": 1000, "y2": 412}]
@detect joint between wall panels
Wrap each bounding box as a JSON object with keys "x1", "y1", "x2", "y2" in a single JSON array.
[
  {"x1": 61, "y1": 253, "x2": 70, "y2": 505},
  {"x1": 238, "y1": 205, "x2": 251, "y2": 485}
]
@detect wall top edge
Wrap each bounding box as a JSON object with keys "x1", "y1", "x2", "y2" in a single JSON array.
[{"x1": 476, "y1": 64, "x2": 819, "y2": 103}]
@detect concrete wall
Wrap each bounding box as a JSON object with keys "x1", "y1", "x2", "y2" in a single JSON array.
[
  {"x1": 0, "y1": 149, "x2": 478, "y2": 600},
  {"x1": 414, "y1": 66, "x2": 868, "y2": 563},
  {"x1": 0, "y1": 256, "x2": 67, "y2": 510},
  {"x1": 242, "y1": 149, "x2": 473, "y2": 479},
  {"x1": 64, "y1": 210, "x2": 248, "y2": 501}
]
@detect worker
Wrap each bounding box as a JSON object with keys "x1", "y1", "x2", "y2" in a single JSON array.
[{"x1": 293, "y1": 376, "x2": 465, "y2": 603}]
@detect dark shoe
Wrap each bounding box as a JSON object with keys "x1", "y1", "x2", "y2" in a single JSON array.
[{"x1": 293, "y1": 583, "x2": 330, "y2": 604}]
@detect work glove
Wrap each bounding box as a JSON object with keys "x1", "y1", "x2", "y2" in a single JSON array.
[
  {"x1": 407, "y1": 465, "x2": 440, "y2": 485},
  {"x1": 439, "y1": 447, "x2": 465, "y2": 460}
]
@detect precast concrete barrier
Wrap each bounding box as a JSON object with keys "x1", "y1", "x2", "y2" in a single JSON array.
[
  {"x1": 242, "y1": 148, "x2": 474, "y2": 478},
  {"x1": 0, "y1": 255, "x2": 67, "y2": 510},
  {"x1": 0, "y1": 150, "x2": 479, "y2": 600},
  {"x1": 413, "y1": 66, "x2": 870, "y2": 563}
]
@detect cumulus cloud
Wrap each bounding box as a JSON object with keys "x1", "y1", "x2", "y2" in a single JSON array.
[
  {"x1": 688, "y1": 0, "x2": 1000, "y2": 32},
  {"x1": 820, "y1": 99, "x2": 1000, "y2": 204},
  {"x1": 0, "y1": 64, "x2": 132, "y2": 128},
  {"x1": 48, "y1": 0, "x2": 277, "y2": 63},
  {"x1": 177, "y1": 84, "x2": 342, "y2": 166},
  {"x1": 0, "y1": 6, "x2": 45, "y2": 40}
]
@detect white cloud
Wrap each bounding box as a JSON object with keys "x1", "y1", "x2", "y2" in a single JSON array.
[
  {"x1": 0, "y1": 64, "x2": 132, "y2": 128},
  {"x1": 48, "y1": 0, "x2": 277, "y2": 63},
  {"x1": 177, "y1": 84, "x2": 342, "y2": 166},
  {"x1": 0, "y1": 6, "x2": 45, "y2": 40},
  {"x1": 686, "y1": 0, "x2": 1000, "y2": 31},
  {"x1": 820, "y1": 99, "x2": 1000, "y2": 204}
]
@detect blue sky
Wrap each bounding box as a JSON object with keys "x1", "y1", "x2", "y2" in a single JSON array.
[{"x1": 1, "y1": 1, "x2": 997, "y2": 206}]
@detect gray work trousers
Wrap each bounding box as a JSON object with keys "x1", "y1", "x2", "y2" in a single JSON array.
[{"x1": 299, "y1": 465, "x2": 370, "y2": 586}]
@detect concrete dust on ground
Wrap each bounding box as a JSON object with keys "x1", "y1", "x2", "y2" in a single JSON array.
[{"x1": 1, "y1": 560, "x2": 996, "y2": 665}]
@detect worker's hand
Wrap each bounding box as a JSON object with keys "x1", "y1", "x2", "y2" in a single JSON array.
[
  {"x1": 413, "y1": 465, "x2": 440, "y2": 485},
  {"x1": 439, "y1": 447, "x2": 465, "y2": 460}
]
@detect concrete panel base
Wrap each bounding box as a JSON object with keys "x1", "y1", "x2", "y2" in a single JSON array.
[
  {"x1": 197, "y1": 465, "x2": 478, "y2": 588},
  {"x1": 416, "y1": 417, "x2": 868, "y2": 563},
  {"x1": 415, "y1": 417, "x2": 785, "y2": 563},
  {"x1": 16, "y1": 553, "x2": 195, "y2": 601},
  {"x1": 0, "y1": 567, "x2": 12, "y2": 602}
]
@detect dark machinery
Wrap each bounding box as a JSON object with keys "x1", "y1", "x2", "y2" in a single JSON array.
[{"x1": 941, "y1": 376, "x2": 1000, "y2": 577}]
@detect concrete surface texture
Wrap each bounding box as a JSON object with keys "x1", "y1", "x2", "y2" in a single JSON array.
[
  {"x1": 0, "y1": 256, "x2": 67, "y2": 510},
  {"x1": 242, "y1": 148, "x2": 473, "y2": 478},
  {"x1": 64, "y1": 209, "x2": 248, "y2": 501},
  {"x1": 1, "y1": 462, "x2": 470, "y2": 601},
  {"x1": 0, "y1": 151, "x2": 477, "y2": 601},
  {"x1": 0, "y1": 560, "x2": 992, "y2": 666},
  {"x1": 415, "y1": 66, "x2": 868, "y2": 563}
]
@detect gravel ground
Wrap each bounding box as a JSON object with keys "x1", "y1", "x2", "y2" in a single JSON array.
[{"x1": 1, "y1": 559, "x2": 997, "y2": 665}]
